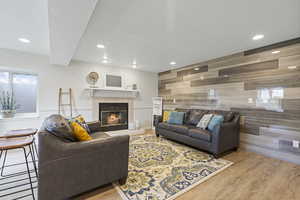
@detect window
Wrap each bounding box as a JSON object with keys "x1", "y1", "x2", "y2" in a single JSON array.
[
  {"x1": 0, "y1": 71, "x2": 38, "y2": 115},
  {"x1": 208, "y1": 89, "x2": 217, "y2": 100},
  {"x1": 256, "y1": 88, "x2": 284, "y2": 112}
]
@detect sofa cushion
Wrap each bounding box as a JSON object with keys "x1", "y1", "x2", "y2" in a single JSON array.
[
  {"x1": 189, "y1": 128, "x2": 211, "y2": 142},
  {"x1": 186, "y1": 110, "x2": 207, "y2": 125},
  {"x1": 167, "y1": 111, "x2": 185, "y2": 125},
  {"x1": 43, "y1": 114, "x2": 77, "y2": 142},
  {"x1": 209, "y1": 110, "x2": 234, "y2": 122},
  {"x1": 175, "y1": 108, "x2": 190, "y2": 123},
  {"x1": 163, "y1": 110, "x2": 172, "y2": 122},
  {"x1": 70, "y1": 121, "x2": 92, "y2": 141},
  {"x1": 158, "y1": 122, "x2": 189, "y2": 135},
  {"x1": 208, "y1": 115, "x2": 224, "y2": 131},
  {"x1": 70, "y1": 115, "x2": 91, "y2": 134},
  {"x1": 196, "y1": 114, "x2": 213, "y2": 129}
]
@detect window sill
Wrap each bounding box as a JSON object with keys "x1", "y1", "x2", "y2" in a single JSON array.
[{"x1": 0, "y1": 114, "x2": 40, "y2": 121}]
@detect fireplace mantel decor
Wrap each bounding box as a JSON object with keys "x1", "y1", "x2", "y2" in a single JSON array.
[{"x1": 85, "y1": 88, "x2": 139, "y2": 98}]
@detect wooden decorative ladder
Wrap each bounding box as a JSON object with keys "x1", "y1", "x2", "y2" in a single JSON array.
[{"x1": 58, "y1": 88, "x2": 73, "y2": 118}]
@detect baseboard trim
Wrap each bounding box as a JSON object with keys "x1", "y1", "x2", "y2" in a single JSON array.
[{"x1": 240, "y1": 142, "x2": 300, "y2": 165}]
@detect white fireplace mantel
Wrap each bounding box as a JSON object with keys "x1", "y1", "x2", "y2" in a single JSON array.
[{"x1": 85, "y1": 88, "x2": 140, "y2": 98}]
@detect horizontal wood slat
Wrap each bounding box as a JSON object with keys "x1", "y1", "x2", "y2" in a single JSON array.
[
  {"x1": 177, "y1": 65, "x2": 208, "y2": 77},
  {"x1": 219, "y1": 60, "x2": 278, "y2": 76}
]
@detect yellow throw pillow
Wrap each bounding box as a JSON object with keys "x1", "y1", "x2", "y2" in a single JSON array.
[
  {"x1": 71, "y1": 115, "x2": 91, "y2": 134},
  {"x1": 163, "y1": 111, "x2": 171, "y2": 122},
  {"x1": 70, "y1": 121, "x2": 92, "y2": 141},
  {"x1": 73, "y1": 115, "x2": 85, "y2": 123}
]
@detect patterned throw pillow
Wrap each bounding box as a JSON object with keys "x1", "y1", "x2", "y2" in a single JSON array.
[
  {"x1": 43, "y1": 114, "x2": 77, "y2": 142},
  {"x1": 196, "y1": 114, "x2": 214, "y2": 129},
  {"x1": 70, "y1": 115, "x2": 91, "y2": 134},
  {"x1": 208, "y1": 115, "x2": 224, "y2": 132},
  {"x1": 163, "y1": 111, "x2": 172, "y2": 122},
  {"x1": 167, "y1": 111, "x2": 185, "y2": 125},
  {"x1": 70, "y1": 121, "x2": 92, "y2": 141}
]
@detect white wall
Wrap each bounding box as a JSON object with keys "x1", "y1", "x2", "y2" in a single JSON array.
[{"x1": 0, "y1": 49, "x2": 158, "y2": 132}]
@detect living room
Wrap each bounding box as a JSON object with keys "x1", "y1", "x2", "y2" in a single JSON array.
[{"x1": 0, "y1": 0, "x2": 299, "y2": 200}]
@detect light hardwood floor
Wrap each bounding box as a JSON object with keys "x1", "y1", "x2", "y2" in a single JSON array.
[{"x1": 75, "y1": 142, "x2": 300, "y2": 200}]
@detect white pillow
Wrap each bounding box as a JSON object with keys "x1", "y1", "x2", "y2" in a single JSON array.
[{"x1": 197, "y1": 114, "x2": 213, "y2": 129}]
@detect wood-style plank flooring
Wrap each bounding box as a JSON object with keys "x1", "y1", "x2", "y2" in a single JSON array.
[{"x1": 75, "y1": 147, "x2": 300, "y2": 200}]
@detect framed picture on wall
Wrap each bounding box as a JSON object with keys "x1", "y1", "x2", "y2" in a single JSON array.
[{"x1": 105, "y1": 74, "x2": 122, "y2": 88}]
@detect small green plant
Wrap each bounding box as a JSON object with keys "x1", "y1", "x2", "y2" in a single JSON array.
[{"x1": 0, "y1": 91, "x2": 19, "y2": 111}]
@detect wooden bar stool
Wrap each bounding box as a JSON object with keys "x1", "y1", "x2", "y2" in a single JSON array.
[
  {"x1": 0, "y1": 137, "x2": 36, "y2": 200},
  {"x1": 0, "y1": 128, "x2": 38, "y2": 158}
]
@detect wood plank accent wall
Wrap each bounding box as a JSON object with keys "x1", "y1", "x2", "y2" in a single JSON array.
[{"x1": 158, "y1": 41, "x2": 300, "y2": 137}]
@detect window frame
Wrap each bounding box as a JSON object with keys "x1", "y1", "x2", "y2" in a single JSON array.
[
  {"x1": 256, "y1": 87, "x2": 284, "y2": 112},
  {"x1": 0, "y1": 69, "x2": 39, "y2": 119}
]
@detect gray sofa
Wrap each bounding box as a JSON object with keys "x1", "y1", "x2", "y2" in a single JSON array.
[
  {"x1": 155, "y1": 109, "x2": 240, "y2": 158},
  {"x1": 38, "y1": 124, "x2": 129, "y2": 200}
]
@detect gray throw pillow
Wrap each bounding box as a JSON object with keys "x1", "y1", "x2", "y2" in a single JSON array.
[{"x1": 43, "y1": 114, "x2": 77, "y2": 142}]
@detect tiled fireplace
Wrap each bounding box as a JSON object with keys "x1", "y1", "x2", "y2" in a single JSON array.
[{"x1": 99, "y1": 103, "x2": 128, "y2": 131}]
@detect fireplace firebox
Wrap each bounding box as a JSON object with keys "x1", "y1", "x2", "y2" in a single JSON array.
[{"x1": 99, "y1": 103, "x2": 128, "y2": 131}]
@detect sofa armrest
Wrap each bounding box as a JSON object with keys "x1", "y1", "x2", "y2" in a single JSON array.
[
  {"x1": 211, "y1": 115, "x2": 240, "y2": 154},
  {"x1": 154, "y1": 115, "x2": 163, "y2": 127}
]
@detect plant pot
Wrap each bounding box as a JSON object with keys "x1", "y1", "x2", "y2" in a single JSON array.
[{"x1": 1, "y1": 110, "x2": 16, "y2": 118}]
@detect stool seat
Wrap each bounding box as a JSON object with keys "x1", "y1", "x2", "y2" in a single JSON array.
[
  {"x1": 0, "y1": 137, "x2": 33, "y2": 150},
  {"x1": 0, "y1": 130, "x2": 37, "y2": 200},
  {"x1": 0, "y1": 128, "x2": 37, "y2": 139}
]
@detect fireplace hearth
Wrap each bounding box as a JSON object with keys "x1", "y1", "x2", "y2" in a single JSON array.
[{"x1": 99, "y1": 103, "x2": 128, "y2": 131}]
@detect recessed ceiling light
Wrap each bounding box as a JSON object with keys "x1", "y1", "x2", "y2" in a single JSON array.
[
  {"x1": 102, "y1": 60, "x2": 108, "y2": 64},
  {"x1": 103, "y1": 55, "x2": 108, "y2": 59},
  {"x1": 96, "y1": 44, "x2": 105, "y2": 49},
  {"x1": 132, "y1": 65, "x2": 137, "y2": 69},
  {"x1": 18, "y1": 38, "x2": 30, "y2": 43},
  {"x1": 170, "y1": 61, "x2": 176, "y2": 66},
  {"x1": 194, "y1": 67, "x2": 200, "y2": 71},
  {"x1": 272, "y1": 50, "x2": 280, "y2": 54},
  {"x1": 252, "y1": 34, "x2": 264, "y2": 41},
  {"x1": 288, "y1": 66, "x2": 297, "y2": 69}
]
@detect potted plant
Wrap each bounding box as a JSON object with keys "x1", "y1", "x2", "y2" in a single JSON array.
[{"x1": 0, "y1": 91, "x2": 19, "y2": 118}]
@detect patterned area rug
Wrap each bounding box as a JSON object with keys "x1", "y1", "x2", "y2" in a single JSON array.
[{"x1": 115, "y1": 135, "x2": 233, "y2": 200}]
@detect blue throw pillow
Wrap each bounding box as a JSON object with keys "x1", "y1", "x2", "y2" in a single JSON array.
[
  {"x1": 208, "y1": 115, "x2": 224, "y2": 131},
  {"x1": 168, "y1": 112, "x2": 185, "y2": 125}
]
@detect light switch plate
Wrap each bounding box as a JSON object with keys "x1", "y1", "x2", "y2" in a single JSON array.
[{"x1": 292, "y1": 140, "x2": 300, "y2": 148}]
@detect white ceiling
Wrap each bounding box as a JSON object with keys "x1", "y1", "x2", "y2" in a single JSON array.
[
  {"x1": 0, "y1": 0, "x2": 49, "y2": 55},
  {"x1": 48, "y1": 0, "x2": 98, "y2": 65},
  {"x1": 1, "y1": 0, "x2": 300, "y2": 72}
]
